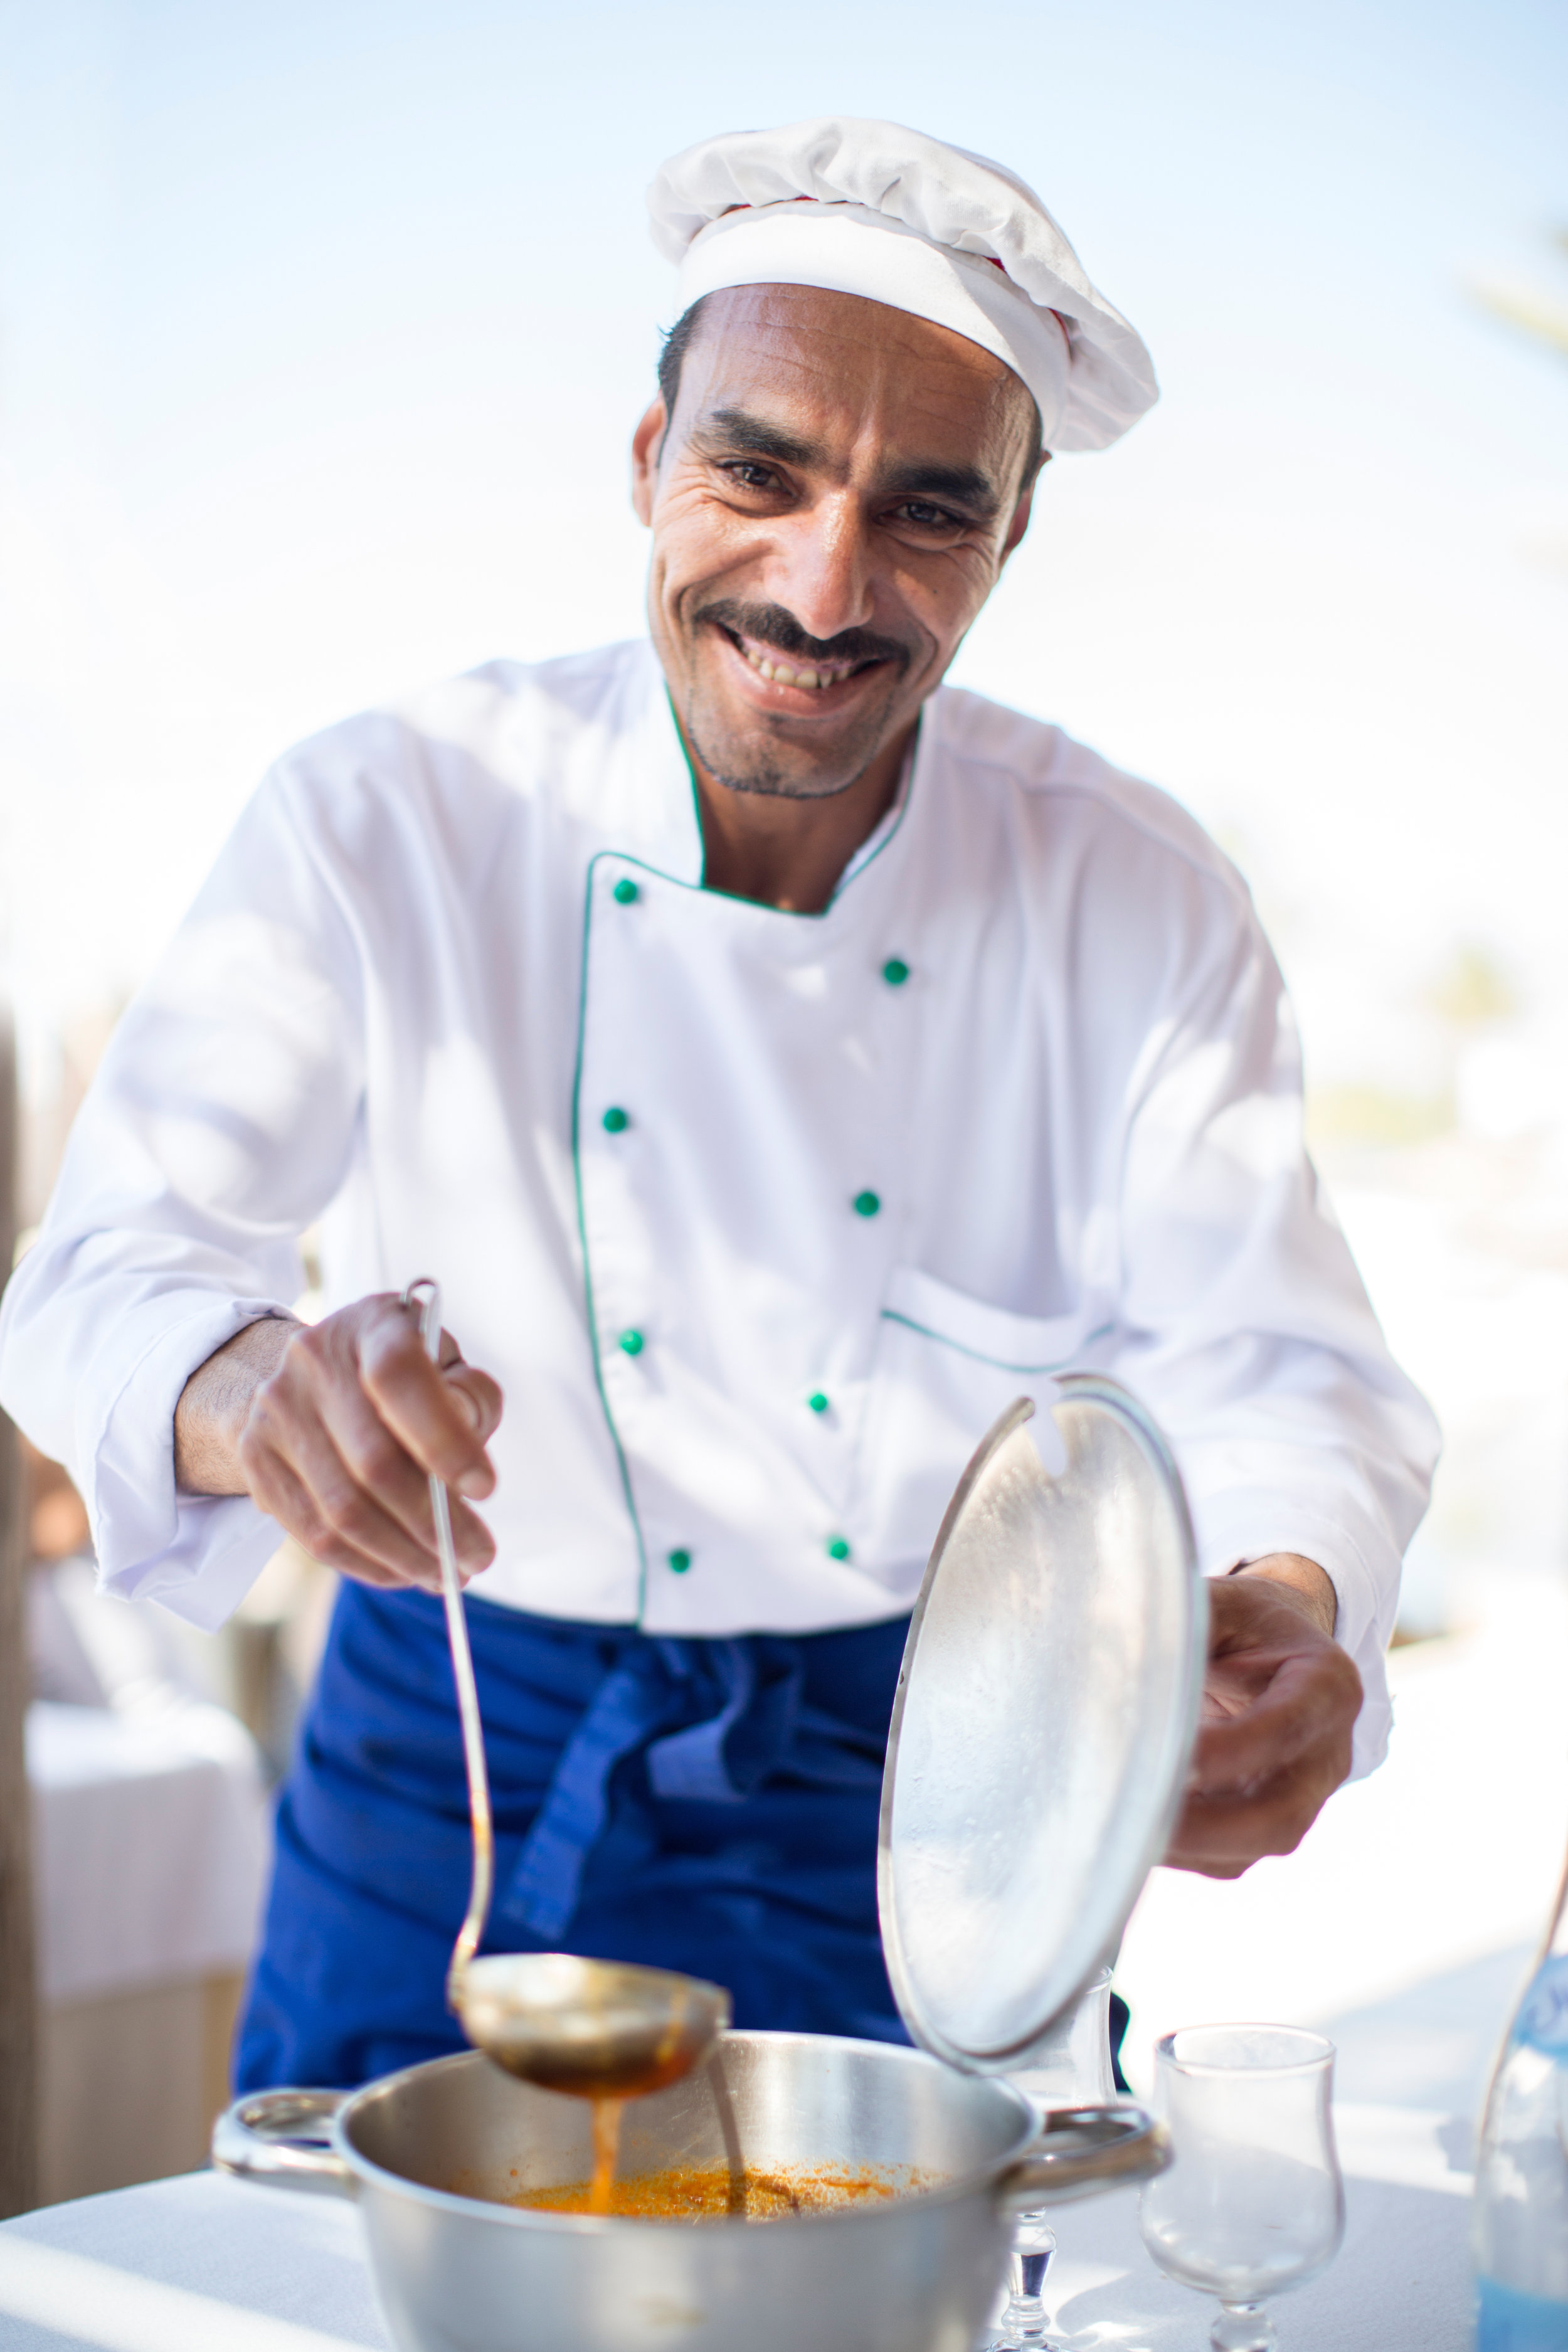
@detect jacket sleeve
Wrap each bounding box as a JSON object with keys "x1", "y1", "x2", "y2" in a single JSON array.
[
  {"x1": 1104, "y1": 871, "x2": 1440, "y2": 1778},
  {"x1": 0, "y1": 763, "x2": 366, "y2": 1629}
]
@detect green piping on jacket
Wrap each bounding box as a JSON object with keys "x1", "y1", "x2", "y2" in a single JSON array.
[
  {"x1": 880, "y1": 1310, "x2": 1115, "y2": 1377},
  {"x1": 571, "y1": 852, "x2": 652, "y2": 1617}
]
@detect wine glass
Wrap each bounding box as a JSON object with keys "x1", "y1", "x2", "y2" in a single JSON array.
[
  {"x1": 1138, "y1": 2025, "x2": 1345, "y2": 2352},
  {"x1": 987, "y1": 1967, "x2": 1118, "y2": 2349}
]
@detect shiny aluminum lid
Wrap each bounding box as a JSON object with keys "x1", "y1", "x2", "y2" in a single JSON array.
[{"x1": 877, "y1": 1375, "x2": 1206, "y2": 2074}]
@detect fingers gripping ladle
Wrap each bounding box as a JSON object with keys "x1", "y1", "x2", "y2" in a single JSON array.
[{"x1": 401, "y1": 1279, "x2": 730, "y2": 2099}]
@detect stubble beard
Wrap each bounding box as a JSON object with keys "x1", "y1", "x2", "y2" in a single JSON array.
[
  {"x1": 674, "y1": 596, "x2": 916, "y2": 802},
  {"x1": 679, "y1": 668, "x2": 908, "y2": 801}
]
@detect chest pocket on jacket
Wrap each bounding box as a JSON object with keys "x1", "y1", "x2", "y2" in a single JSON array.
[{"x1": 854, "y1": 1266, "x2": 1113, "y2": 1595}]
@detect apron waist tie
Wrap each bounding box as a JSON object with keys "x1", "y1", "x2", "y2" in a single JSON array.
[{"x1": 499, "y1": 1634, "x2": 885, "y2": 1942}]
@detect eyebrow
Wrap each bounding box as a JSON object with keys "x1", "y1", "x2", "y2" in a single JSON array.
[
  {"x1": 879, "y1": 458, "x2": 1000, "y2": 519},
  {"x1": 693, "y1": 405, "x2": 1003, "y2": 521},
  {"x1": 695, "y1": 407, "x2": 824, "y2": 469}
]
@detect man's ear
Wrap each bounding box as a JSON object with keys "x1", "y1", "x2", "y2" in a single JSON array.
[{"x1": 630, "y1": 398, "x2": 667, "y2": 526}]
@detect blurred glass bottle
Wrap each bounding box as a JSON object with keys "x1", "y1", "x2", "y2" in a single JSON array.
[{"x1": 1474, "y1": 1840, "x2": 1568, "y2": 2350}]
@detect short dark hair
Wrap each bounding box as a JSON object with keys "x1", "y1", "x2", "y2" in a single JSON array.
[
  {"x1": 657, "y1": 296, "x2": 709, "y2": 420},
  {"x1": 655, "y1": 295, "x2": 1046, "y2": 494}
]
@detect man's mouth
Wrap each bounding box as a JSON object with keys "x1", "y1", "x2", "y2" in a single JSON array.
[
  {"x1": 695, "y1": 604, "x2": 909, "y2": 702},
  {"x1": 729, "y1": 628, "x2": 874, "y2": 694}
]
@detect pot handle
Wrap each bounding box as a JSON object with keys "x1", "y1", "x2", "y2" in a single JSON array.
[
  {"x1": 997, "y1": 2103, "x2": 1172, "y2": 2210},
  {"x1": 211, "y1": 2089, "x2": 356, "y2": 2198}
]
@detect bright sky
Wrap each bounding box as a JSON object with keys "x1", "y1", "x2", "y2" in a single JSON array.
[{"x1": 1, "y1": 0, "x2": 1564, "y2": 1109}]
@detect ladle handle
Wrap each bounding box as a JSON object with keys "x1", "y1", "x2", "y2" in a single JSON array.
[{"x1": 403, "y1": 1277, "x2": 494, "y2": 2008}]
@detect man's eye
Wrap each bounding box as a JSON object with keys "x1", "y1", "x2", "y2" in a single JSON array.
[
  {"x1": 895, "y1": 501, "x2": 964, "y2": 531},
  {"x1": 721, "y1": 462, "x2": 779, "y2": 491}
]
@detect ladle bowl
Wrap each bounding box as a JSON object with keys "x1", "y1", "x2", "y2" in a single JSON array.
[{"x1": 455, "y1": 1954, "x2": 731, "y2": 2099}]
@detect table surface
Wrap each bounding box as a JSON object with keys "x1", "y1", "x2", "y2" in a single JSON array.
[{"x1": 0, "y1": 2104, "x2": 1474, "y2": 2352}]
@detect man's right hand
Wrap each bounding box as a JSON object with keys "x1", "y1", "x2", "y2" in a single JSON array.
[{"x1": 173, "y1": 1295, "x2": 503, "y2": 1593}]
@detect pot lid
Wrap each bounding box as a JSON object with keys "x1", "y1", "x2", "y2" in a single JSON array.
[{"x1": 877, "y1": 1375, "x2": 1206, "y2": 2075}]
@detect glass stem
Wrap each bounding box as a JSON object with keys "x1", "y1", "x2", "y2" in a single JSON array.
[
  {"x1": 994, "y1": 2223, "x2": 1059, "y2": 2348},
  {"x1": 1211, "y1": 2300, "x2": 1275, "y2": 2352}
]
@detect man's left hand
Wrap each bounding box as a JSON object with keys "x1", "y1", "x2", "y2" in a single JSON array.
[{"x1": 1163, "y1": 1555, "x2": 1362, "y2": 1880}]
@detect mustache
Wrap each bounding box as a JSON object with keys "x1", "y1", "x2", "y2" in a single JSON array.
[{"x1": 697, "y1": 599, "x2": 911, "y2": 673}]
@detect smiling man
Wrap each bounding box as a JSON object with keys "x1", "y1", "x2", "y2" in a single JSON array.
[
  {"x1": 0, "y1": 118, "x2": 1438, "y2": 2092},
  {"x1": 635, "y1": 283, "x2": 1039, "y2": 911}
]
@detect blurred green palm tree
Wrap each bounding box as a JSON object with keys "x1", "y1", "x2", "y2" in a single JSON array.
[{"x1": 1466, "y1": 230, "x2": 1568, "y2": 359}]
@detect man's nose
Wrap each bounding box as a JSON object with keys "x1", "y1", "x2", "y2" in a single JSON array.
[{"x1": 765, "y1": 494, "x2": 876, "y2": 645}]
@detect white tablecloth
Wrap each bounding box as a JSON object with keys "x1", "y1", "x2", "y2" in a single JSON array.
[
  {"x1": 0, "y1": 2104, "x2": 1475, "y2": 2351},
  {"x1": 28, "y1": 1699, "x2": 270, "y2": 2005}
]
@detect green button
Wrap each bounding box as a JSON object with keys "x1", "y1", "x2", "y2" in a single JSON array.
[
  {"x1": 825, "y1": 1535, "x2": 851, "y2": 1562},
  {"x1": 667, "y1": 1548, "x2": 692, "y2": 1575},
  {"x1": 852, "y1": 1190, "x2": 881, "y2": 1219},
  {"x1": 601, "y1": 1106, "x2": 630, "y2": 1133},
  {"x1": 881, "y1": 958, "x2": 911, "y2": 987},
  {"x1": 613, "y1": 878, "x2": 639, "y2": 905},
  {"x1": 807, "y1": 1391, "x2": 830, "y2": 1416},
  {"x1": 618, "y1": 1328, "x2": 644, "y2": 1357}
]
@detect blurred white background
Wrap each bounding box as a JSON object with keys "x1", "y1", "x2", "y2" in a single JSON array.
[{"x1": 2, "y1": 0, "x2": 1565, "y2": 2146}]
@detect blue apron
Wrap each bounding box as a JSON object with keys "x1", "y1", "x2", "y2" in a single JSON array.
[{"x1": 234, "y1": 1582, "x2": 913, "y2": 2092}]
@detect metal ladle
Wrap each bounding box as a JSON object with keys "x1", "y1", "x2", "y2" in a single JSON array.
[{"x1": 401, "y1": 1278, "x2": 731, "y2": 2098}]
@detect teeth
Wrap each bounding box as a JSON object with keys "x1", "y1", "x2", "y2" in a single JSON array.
[{"x1": 741, "y1": 642, "x2": 844, "y2": 691}]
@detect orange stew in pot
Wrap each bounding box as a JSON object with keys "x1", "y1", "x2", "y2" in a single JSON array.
[{"x1": 491, "y1": 2161, "x2": 934, "y2": 2220}]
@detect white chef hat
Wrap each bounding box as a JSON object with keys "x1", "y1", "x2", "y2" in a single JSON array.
[{"x1": 647, "y1": 117, "x2": 1158, "y2": 453}]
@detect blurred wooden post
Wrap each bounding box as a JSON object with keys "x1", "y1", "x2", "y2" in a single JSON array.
[{"x1": 0, "y1": 1006, "x2": 38, "y2": 2213}]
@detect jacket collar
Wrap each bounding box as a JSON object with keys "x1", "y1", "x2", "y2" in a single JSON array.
[{"x1": 597, "y1": 637, "x2": 926, "y2": 914}]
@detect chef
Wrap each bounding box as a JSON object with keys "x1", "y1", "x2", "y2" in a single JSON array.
[{"x1": 0, "y1": 117, "x2": 1438, "y2": 2094}]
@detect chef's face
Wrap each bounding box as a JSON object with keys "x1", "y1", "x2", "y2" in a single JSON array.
[{"x1": 631, "y1": 285, "x2": 1041, "y2": 802}]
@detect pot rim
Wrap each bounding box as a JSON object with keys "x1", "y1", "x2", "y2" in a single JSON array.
[{"x1": 332, "y1": 2030, "x2": 1042, "y2": 2234}]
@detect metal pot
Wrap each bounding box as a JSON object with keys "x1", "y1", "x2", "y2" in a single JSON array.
[{"x1": 215, "y1": 2030, "x2": 1167, "y2": 2352}]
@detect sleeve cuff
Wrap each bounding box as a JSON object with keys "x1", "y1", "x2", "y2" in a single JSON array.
[{"x1": 88, "y1": 1295, "x2": 295, "y2": 1627}]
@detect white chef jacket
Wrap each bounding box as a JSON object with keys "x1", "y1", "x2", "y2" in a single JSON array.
[{"x1": 0, "y1": 637, "x2": 1438, "y2": 1776}]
